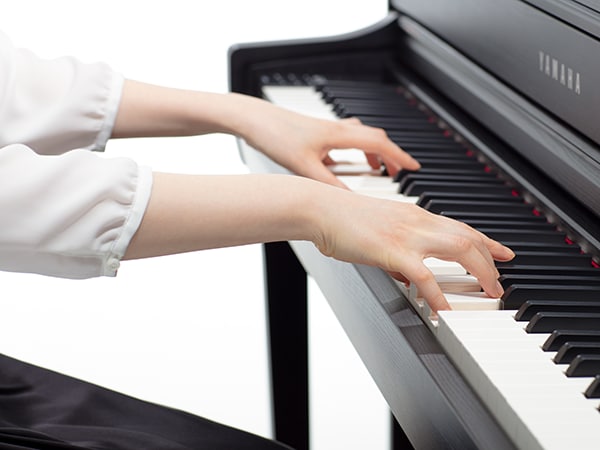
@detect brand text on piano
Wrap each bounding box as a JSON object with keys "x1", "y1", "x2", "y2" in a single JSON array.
[{"x1": 539, "y1": 51, "x2": 581, "y2": 95}]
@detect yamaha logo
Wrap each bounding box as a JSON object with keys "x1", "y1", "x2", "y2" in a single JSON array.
[{"x1": 539, "y1": 51, "x2": 581, "y2": 95}]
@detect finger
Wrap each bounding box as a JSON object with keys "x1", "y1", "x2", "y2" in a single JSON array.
[
  {"x1": 403, "y1": 263, "x2": 451, "y2": 312},
  {"x1": 482, "y1": 233, "x2": 515, "y2": 261},
  {"x1": 323, "y1": 154, "x2": 336, "y2": 166},
  {"x1": 378, "y1": 150, "x2": 420, "y2": 178},
  {"x1": 341, "y1": 117, "x2": 362, "y2": 125},
  {"x1": 329, "y1": 123, "x2": 421, "y2": 172},
  {"x1": 300, "y1": 160, "x2": 349, "y2": 189},
  {"x1": 365, "y1": 153, "x2": 382, "y2": 171},
  {"x1": 388, "y1": 270, "x2": 409, "y2": 284},
  {"x1": 447, "y1": 234, "x2": 504, "y2": 299}
]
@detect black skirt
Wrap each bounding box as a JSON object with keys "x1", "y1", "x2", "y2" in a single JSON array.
[{"x1": 0, "y1": 354, "x2": 292, "y2": 450}]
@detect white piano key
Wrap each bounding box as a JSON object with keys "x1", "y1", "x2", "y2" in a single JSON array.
[
  {"x1": 337, "y1": 175, "x2": 398, "y2": 192},
  {"x1": 438, "y1": 310, "x2": 600, "y2": 450},
  {"x1": 328, "y1": 149, "x2": 372, "y2": 165},
  {"x1": 337, "y1": 174, "x2": 419, "y2": 203},
  {"x1": 328, "y1": 163, "x2": 378, "y2": 175},
  {"x1": 423, "y1": 258, "x2": 467, "y2": 276},
  {"x1": 263, "y1": 86, "x2": 370, "y2": 168},
  {"x1": 262, "y1": 86, "x2": 336, "y2": 117},
  {"x1": 445, "y1": 291, "x2": 501, "y2": 309},
  {"x1": 410, "y1": 274, "x2": 481, "y2": 297},
  {"x1": 422, "y1": 292, "x2": 500, "y2": 324}
]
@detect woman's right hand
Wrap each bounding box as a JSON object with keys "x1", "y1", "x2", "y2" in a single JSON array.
[{"x1": 308, "y1": 185, "x2": 515, "y2": 312}]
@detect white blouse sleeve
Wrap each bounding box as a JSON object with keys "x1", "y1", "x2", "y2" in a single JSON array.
[
  {"x1": 0, "y1": 32, "x2": 154, "y2": 279},
  {"x1": 0, "y1": 31, "x2": 122, "y2": 154},
  {"x1": 0, "y1": 144, "x2": 153, "y2": 279}
]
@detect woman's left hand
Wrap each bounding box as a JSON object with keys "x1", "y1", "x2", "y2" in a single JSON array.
[{"x1": 238, "y1": 98, "x2": 421, "y2": 188}]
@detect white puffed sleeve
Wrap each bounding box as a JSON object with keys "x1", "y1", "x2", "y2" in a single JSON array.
[
  {"x1": 0, "y1": 31, "x2": 122, "y2": 154},
  {"x1": 0, "y1": 144, "x2": 153, "y2": 278}
]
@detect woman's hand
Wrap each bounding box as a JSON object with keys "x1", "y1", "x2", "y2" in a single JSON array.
[
  {"x1": 307, "y1": 185, "x2": 515, "y2": 312},
  {"x1": 236, "y1": 98, "x2": 421, "y2": 188},
  {"x1": 113, "y1": 81, "x2": 419, "y2": 189},
  {"x1": 126, "y1": 174, "x2": 514, "y2": 313}
]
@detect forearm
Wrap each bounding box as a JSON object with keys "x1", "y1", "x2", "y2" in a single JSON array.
[
  {"x1": 111, "y1": 79, "x2": 268, "y2": 139},
  {"x1": 123, "y1": 171, "x2": 513, "y2": 311},
  {"x1": 111, "y1": 80, "x2": 420, "y2": 185},
  {"x1": 123, "y1": 173, "x2": 323, "y2": 259}
]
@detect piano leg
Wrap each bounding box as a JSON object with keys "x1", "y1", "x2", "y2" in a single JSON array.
[
  {"x1": 392, "y1": 414, "x2": 415, "y2": 450},
  {"x1": 265, "y1": 242, "x2": 415, "y2": 450},
  {"x1": 264, "y1": 241, "x2": 309, "y2": 450}
]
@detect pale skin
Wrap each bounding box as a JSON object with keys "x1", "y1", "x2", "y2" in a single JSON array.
[{"x1": 116, "y1": 80, "x2": 515, "y2": 312}]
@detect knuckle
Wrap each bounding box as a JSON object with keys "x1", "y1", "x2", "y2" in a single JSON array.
[
  {"x1": 411, "y1": 266, "x2": 434, "y2": 284},
  {"x1": 451, "y1": 234, "x2": 474, "y2": 252},
  {"x1": 372, "y1": 127, "x2": 387, "y2": 139}
]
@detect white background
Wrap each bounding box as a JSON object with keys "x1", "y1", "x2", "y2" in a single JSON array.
[{"x1": 0, "y1": 1, "x2": 392, "y2": 449}]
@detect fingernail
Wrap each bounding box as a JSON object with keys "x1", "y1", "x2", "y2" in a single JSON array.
[{"x1": 496, "y1": 281, "x2": 504, "y2": 298}]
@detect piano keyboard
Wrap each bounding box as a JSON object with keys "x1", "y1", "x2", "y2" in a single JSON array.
[{"x1": 261, "y1": 76, "x2": 600, "y2": 450}]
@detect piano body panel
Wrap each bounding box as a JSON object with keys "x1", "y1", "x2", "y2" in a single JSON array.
[
  {"x1": 524, "y1": 0, "x2": 600, "y2": 36},
  {"x1": 390, "y1": 18, "x2": 600, "y2": 257},
  {"x1": 391, "y1": 0, "x2": 600, "y2": 231},
  {"x1": 392, "y1": 0, "x2": 600, "y2": 146},
  {"x1": 237, "y1": 140, "x2": 516, "y2": 450},
  {"x1": 229, "y1": 12, "x2": 402, "y2": 97}
]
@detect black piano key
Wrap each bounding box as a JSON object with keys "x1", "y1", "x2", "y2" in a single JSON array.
[
  {"x1": 284, "y1": 73, "x2": 303, "y2": 85},
  {"x1": 402, "y1": 158, "x2": 484, "y2": 169},
  {"x1": 499, "y1": 265, "x2": 600, "y2": 278},
  {"x1": 358, "y1": 118, "x2": 440, "y2": 132},
  {"x1": 399, "y1": 137, "x2": 463, "y2": 145},
  {"x1": 417, "y1": 191, "x2": 519, "y2": 207},
  {"x1": 503, "y1": 285, "x2": 600, "y2": 309},
  {"x1": 565, "y1": 354, "x2": 600, "y2": 377},
  {"x1": 542, "y1": 330, "x2": 600, "y2": 351},
  {"x1": 408, "y1": 150, "x2": 475, "y2": 159},
  {"x1": 400, "y1": 142, "x2": 468, "y2": 151},
  {"x1": 477, "y1": 229, "x2": 570, "y2": 245},
  {"x1": 337, "y1": 106, "x2": 424, "y2": 118},
  {"x1": 526, "y1": 312, "x2": 600, "y2": 333},
  {"x1": 331, "y1": 101, "x2": 412, "y2": 113},
  {"x1": 388, "y1": 134, "x2": 452, "y2": 143},
  {"x1": 583, "y1": 375, "x2": 600, "y2": 398},
  {"x1": 398, "y1": 175, "x2": 500, "y2": 193},
  {"x1": 319, "y1": 86, "x2": 401, "y2": 99},
  {"x1": 395, "y1": 167, "x2": 487, "y2": 183},
  {"x1": 496, "y1": 252, "x2": 594, "y2": 268},
  {"x1": 501, "y1": 243, "x2": 581, "y2": 253},
  {"x1": 398, "y1": 174, "x2": 499, "y2": 190},
  {"x1": 403, "y1": 142, "x2": 467, "y2": 151},
  {"x1": 317, "y1": 85, "x2": 398, "y2": 101},
  {"x1": 442, "y1": 212, "x2": 548, "y2": 222},
  {"x1": 425, "y1": 200, "x2": 534, "y2": 215},
  {"x1": 342, "y1": 109, "x2": 424, "y2": 121},
  {"x1": 515, "y1": 300, "x2": 600, "y2": 321},
  {"x1": 502, "y1": 275, "x2": 600, "y2": 292},
  {"x1": 387, "y1": 130, "x2": 452, "y2": 139},
  {"x1": 554, "y1": 341, "x2": 600, "y2": 364},
  {"x1": 407, "y1": 182, "x2": 513, "y2": 197},
  {"x1": 458, "y1": 220, "x2": 556, "y2": 230},
  {"x1": 390, "y1": 128, "x2": 451, "y2": 137},
  {"x1": 331, "y1": 99, "x2": 422, "y2": 110}
]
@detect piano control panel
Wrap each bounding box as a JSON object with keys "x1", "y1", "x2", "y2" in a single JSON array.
[{"x1": 259, "y1": 72, "x2": 600, "y2": 450}]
